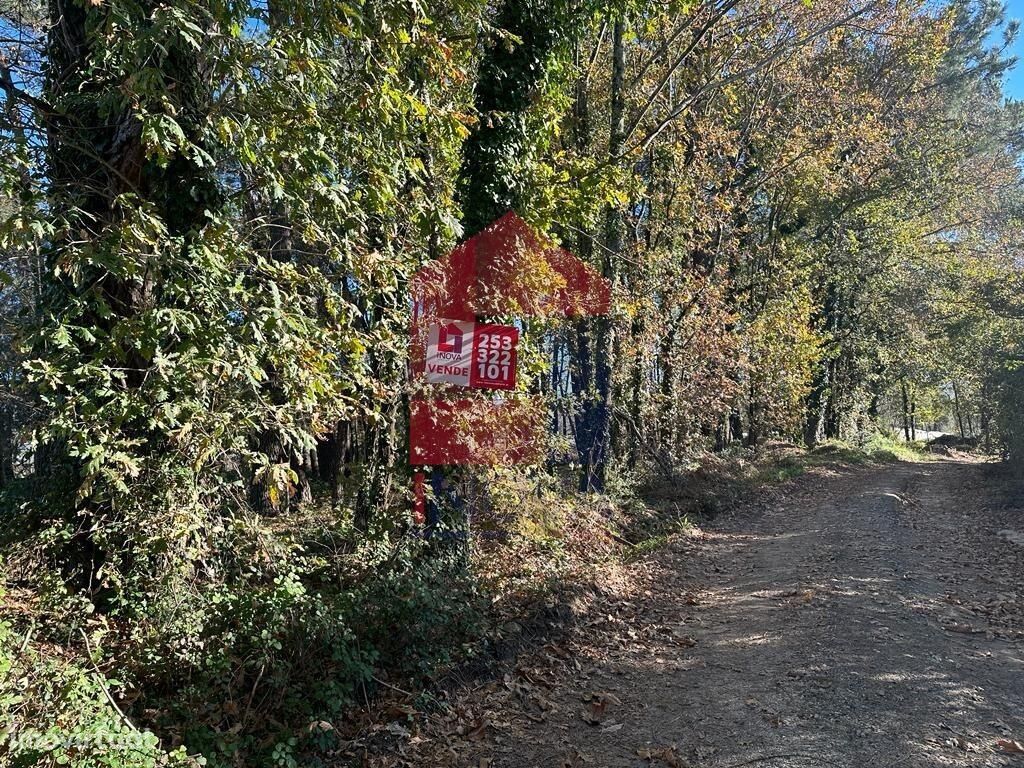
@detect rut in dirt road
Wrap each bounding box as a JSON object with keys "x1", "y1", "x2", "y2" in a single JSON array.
[{"x1": 450, "y1": 460, "x2": 1024, "y2": 768}]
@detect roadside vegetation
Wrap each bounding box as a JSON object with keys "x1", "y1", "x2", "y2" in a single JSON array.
[{"x1": 0, "y1": 435, "x2": 960, "y2": 767}]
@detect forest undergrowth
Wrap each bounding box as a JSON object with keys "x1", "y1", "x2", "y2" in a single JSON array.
[{"x1": 0, "y1": 437, "x2": 939, "y2": 768}]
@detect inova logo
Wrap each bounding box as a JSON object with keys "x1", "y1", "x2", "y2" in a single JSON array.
[{"x1": 436, "y1": 322, "x2": 464, "y2": 355}]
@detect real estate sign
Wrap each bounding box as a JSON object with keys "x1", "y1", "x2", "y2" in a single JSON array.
[{"x1": 424, "y1": 320, "x2": 518, "y2": 391}]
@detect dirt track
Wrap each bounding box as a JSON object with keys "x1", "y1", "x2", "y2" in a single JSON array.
[{"x1": 382, "y1": 459, "x2": 1024, "y2": 768}]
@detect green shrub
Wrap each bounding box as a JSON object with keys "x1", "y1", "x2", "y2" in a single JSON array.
[{"x1": 0, "y1": 606, "x2": 201, "y2": 768}]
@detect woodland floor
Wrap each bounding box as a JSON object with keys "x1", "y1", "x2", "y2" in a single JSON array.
[{"x1": 359, "y1": 458, "x2": 1024, "y2": 768}]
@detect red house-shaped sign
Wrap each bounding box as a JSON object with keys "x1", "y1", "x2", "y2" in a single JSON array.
[{"x1": 410, "y1": 211, "x2": 610, "y2": 466}]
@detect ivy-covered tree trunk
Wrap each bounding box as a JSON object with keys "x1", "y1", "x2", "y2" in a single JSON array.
[
  {"x1": 458, "y1": 0, "x2": 564, "y2": 232},
  {"x1": 40, "y1": 0, "x2": 220, "y2": 593},
  {"x1": 440, "y1": 0, "x2": 573, "y2": 553}
]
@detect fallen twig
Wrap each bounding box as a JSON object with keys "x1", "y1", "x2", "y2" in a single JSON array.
[
  {"x1": 241, "y1": 662, "x2": 266, "y2": 728},
  {"x1": 372, "y1": 674, "x2": 416, "y2": 699},
  {"x1": 79, "y1": 629, "x2": 139, "y2": 733}
]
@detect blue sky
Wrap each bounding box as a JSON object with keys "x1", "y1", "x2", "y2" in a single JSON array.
[{"x1": 1003, "y1": 0, "x2": 1024, "y2": 99}]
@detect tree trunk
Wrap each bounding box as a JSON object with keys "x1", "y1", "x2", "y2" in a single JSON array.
[
  {"x1": 729, "y1": 410, "x2": 744, "y2": 445},
  {"x1": 659, "y1": 325, "x2": 678, "y2": 453},
  {"x1": 910, "y1": 395, "x2": 917, "y2": 441},
  {"x1": 804, "y1": 286, "x2": 841, "y2": 446},
  {"x1": 980, "y1": 382, "x2": 991, "y2": 452},
  {"x1": 823, "y1": 356, "x2": 845, "y2": 440},
  {"x1": 746, "y1": 400, "x2": 761, "y2": 448},
  {"x1": 0, "y1": 405, "x2": 13, "y2": 487},
  {"x1": 355, "y1": 395, "x2": 400, "y2": 529},
  {"x1": 579, "y1": 16, "x2": 625, "y2": 493},
  {"x1": 569, "y1": 38, "x2": 597, "y2": 486},
  {"x1": 458, "y1": 0, "x2": 566, "y2": 231},
  {"x1": 952, "y1": 381, "x2": 966, "y2": 438},
  {"x1": 625, "y1": 315, "x2": 645, "y2": 469},
  {"x1": 901, "y1": 380, "x2": 911, "y2": 442},
  {"x1": 41, "y1": 0, "x2": 219, "y2": 598},
  {"x1": 803, "y1": 363, "x2": 829, "y2": 447}
]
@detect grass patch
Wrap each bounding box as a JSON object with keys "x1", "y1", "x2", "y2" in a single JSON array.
[
  {"x1": 817, "y1": 434, "x2": 932, "y2": 464},
  {"x1": 640, "y1": 435, "x2": 932, "y2": 542},
  {"x1": 752, "y1": 453, "x2": 811, "y2": 484},
  {"x1": 750, "y1": 435, "x2": 932, "y2": 485},
  {"x1": 624, "y1": 514, "x2": 694, "y2": 562}
]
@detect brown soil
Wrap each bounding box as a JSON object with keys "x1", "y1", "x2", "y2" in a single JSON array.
[{"x1": 359, "y1": 458, "x2": 1024, "y2": 768}]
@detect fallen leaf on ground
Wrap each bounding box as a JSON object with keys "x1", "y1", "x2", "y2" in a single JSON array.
[
  {"x1": 670, "y1": 628, "x2": 697, "y2": 646},
  {"x1": 637, "y1": 745, "x2": 686, "y2": 767},
  {"x1": 560, "y1": 750, "x2": 592, "y2": 767},
  {"x1": 582, "y1": 691, "x2": 622, "y2": 706},
  {"x1": 943, "y1": 622, "x2": 982, "y2": 635},
  {"x1": 581, "y1": 691, "x2": 621, "y2": 724},
  {"x1": 996, "y1": 739, "x2": 1024, "y2": 753},
  {"x1": 385, "y1": 722, "x2": 410, "y2": 738},
  {"x1": 948, "y1": 737, "x2": 979, "y2": 752}
]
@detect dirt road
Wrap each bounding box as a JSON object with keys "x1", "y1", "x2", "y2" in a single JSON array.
[{"x1": 386, "y1": 459, "x2": 1024, "y2": 768}]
